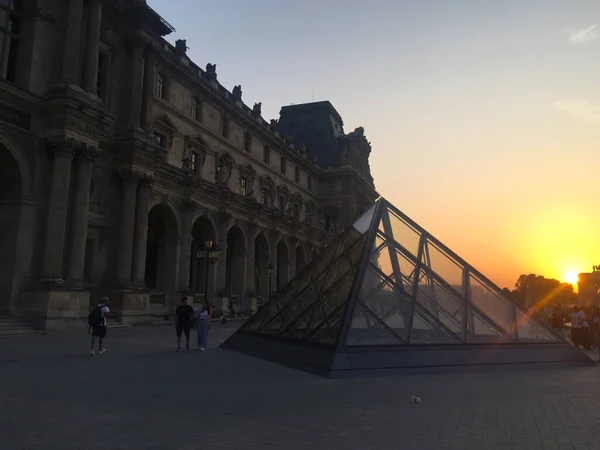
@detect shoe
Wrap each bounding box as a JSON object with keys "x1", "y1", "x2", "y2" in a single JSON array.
[
  {"x1": 201, "y1": 347, "x2": 206, "y2": 352},
  {"x1": 90, "y1": 351, "x2": 95, "y2": 356},
  {"x1": 176, "y1": 347, "x2": 181, "y2": 352},
  {"x1": 186, "y1": 344, "x2": 190, "y2": 351},
  {"x1": 99, "y1": 349, "x2": 106, "y2": 354}
]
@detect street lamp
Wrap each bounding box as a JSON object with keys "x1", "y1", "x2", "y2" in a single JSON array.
[
  {"x1": 196, "y1": 239, "x2": 220, "y2": 316},
  {"x1": 268, "y1": 262, "x2": 273, "y2": 301}
]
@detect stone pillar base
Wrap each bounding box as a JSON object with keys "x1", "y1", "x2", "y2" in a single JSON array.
[
  {"x1": 18, "y1": 288, "x2": 91, "y2": 332},
  {"x1": 119, "y1": 291, "x2": 152, "y2": 325}
]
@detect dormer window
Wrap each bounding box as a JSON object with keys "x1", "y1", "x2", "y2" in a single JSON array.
[{"x1": 156, "y1": 73, "x2": 165, "y2": 98}]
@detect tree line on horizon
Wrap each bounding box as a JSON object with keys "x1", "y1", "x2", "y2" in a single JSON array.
[{"x1": 502, "y1": 274, "x2": 577, "y2": 309}]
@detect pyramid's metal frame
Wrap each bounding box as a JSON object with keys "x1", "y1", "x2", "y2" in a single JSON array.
[{"x1": 222, "y1": 198, "x2": 590, "y2": 377}]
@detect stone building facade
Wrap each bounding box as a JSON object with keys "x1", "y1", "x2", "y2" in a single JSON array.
[{"x1": 0, "y1": 0, "x2": 377, "y2": 330}]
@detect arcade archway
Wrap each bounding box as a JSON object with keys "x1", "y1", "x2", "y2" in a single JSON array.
[
  {"x1": 277, "y1": 240, "x2": 289, "y2": 290},
  {"x1": 225, "y1": 226, "x2": 246, "y2": 300},
  {"x1": 255, "y1": 233, "x2": 270, "y2": 300},
  {"x1": 295, "y1": 245, "x2": 306, "y2": 275},
  {"x1": 145, "y1": 204, "x2": 178, "y2": 292},
  {"x1": 0, "y1": 143, "x2": 22, "y2": 310},
  {"x1": 190, "y1": 216, "x2": 216, "y2": 302}
]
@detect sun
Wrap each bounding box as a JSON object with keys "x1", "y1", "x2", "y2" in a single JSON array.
[{"x1": 563, "y1": 270, "x2": 579, "y2": 286}]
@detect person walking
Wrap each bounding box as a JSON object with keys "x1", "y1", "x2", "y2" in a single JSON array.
[
  {"x1": 197, "y1": 306, "x2": 210, "y2": 351},
  {"x1": 175, "y1": 296, "x2": 194, "y2": 351},
  {"x1": 88, "y1": 296, "x2": 110, "y2": 356}
]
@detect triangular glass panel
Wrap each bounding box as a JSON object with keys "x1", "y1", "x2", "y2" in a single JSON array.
[
  {"x1": 516, "y1": 309, "x2": 562, "y2": 343},
  {"x1": 352, "y1": 201, "x2": 378, "y2": 234},
  {"x1": 422, "y1": 240, "x2": 465, "y2": 295},
  {"x1": 381, "y1": 207, "x2": 422, "y2": 258},
  {"x1": 308, "y1": 305, "x2": 346, "y2": 345},
  {"x1": 415, "y1": 269, "x2": 464, "y2": 339},
  {"x1": 359, "y1": 266, "x2": 412, "y2": 341},
  {"x1": 469, "y1": 273, "x2": 517, "y2": 339},
  {"x1": 409, "y1": 304, "x2": 462, "y2": 344},
  {"x1": 283, "y1": 269, "x2": 356, "y2": 340},
  {"x1": 466, "y1": 306, "x2": 509, "y2": 344},
  {"x1": 345, "y1": 303, "x2": 404, "y2": 346}
]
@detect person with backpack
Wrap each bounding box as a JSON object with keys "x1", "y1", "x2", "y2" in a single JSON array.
[{"x1": 88, "y1": 297, "x2": 110, "y2": 356}]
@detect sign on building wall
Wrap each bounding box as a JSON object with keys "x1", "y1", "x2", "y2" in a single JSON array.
[{"x1": 0, "y1": 102, "x2": 31, "y2": 130}]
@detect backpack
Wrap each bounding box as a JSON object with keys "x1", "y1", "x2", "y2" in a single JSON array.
[{"x1": 88, "y1": 304, "x2": 104, "y2": 327}]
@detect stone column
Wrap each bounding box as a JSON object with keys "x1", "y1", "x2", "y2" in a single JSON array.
[
  {"x1": 66, "y1": 145, "x2": 99, "y2": 282},
  {"x1": 128, "y1": 41, "x2": 144, "y2": 129},
  {"x1": 82, "y1": 0, "x2": 103, "y2": 94},
  {"x1": 131, "y1": 175, "x2": 152, "y2": 287},
  {"x1": 42, "y1": 138, "x2": 77, "y2": 279},
  {"x1": 115, "y1": 171, "x2": 138, "y2": 284},
  {"x1": 177, "y1": 204, "x2": 195, "y2": 293},
  {"x1": 62, "y1": 0, "x2": 84, "y2": 84},
  {"x1": 141, "y1": 49, "x2": 156, "y2": 130}
]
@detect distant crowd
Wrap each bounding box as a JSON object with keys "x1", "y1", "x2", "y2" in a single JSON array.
[{"x1": 549, "y1": 304, "x2": 600, "y2": 350}]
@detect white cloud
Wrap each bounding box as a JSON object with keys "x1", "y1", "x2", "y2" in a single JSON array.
[
  {"x1": 553, "y1": 100, "x2": 600, "y2": 124},
  {"x1": 566, "y1": 25, "x2": 599, "y2": 44}
]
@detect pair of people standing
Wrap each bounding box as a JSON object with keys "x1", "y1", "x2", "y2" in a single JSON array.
[{"x1": 175, "y1": 296, "x2": 210, "y2": 352}]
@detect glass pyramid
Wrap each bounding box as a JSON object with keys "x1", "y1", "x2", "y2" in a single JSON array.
[{"x1": 223, "y1": 198, "x2": 588, "y2": 377}]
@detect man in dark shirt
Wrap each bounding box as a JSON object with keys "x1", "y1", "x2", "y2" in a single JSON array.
[{"x1": 175, "y1": 296, "x2": 194, "y2": 351}]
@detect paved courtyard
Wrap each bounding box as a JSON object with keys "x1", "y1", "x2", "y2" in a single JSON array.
[{"x1": 1, "y1": 323, "x2": 600, "y2": 450}]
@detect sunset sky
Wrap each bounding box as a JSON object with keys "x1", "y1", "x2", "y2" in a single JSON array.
[{"x1": 149, "y1": 0, "x2": 600, "y2": 290}]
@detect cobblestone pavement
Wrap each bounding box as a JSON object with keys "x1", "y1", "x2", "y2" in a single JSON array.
[{"x1": 1, "y1": 323, "x2": 600, "y2": 450}]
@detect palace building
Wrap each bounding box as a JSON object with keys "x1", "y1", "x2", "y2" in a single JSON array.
[{"x1": 0, "y1": 0, "x2": 377, "y2": 330}]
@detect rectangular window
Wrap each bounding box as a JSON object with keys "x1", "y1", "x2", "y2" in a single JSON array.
[
  {"x1": 263, "y1": 145, "x2": 270, "y2": 164},
  {"x1": 307, "y1": 176, "x2": 312, "y2": 191},
  {"x1": 294, "y1": 167, "x2": 300, "y2": 183},
  {"x1": 325, "y1": 214, "x2": 336, "y2": 232},
  {"x1": 220, "y1": 113, "x2": 229, "y2": 138},
  {"x1": 190, "y1": 151, "x2": 198, "y2": 172},
  {"x1": 96, "y1": 53, "x2": 109, "y2": 100},
  {"x1": 280, "y1": 157, "x2": 286, "y2": 175},
  {"x1": 0, "y1": 0, "x2": 21, "y2": 82},
  {"x1": 240, "y1": 177, "x2": 247, "y2": 196},
  {"x1": 260, "y1": 187, "x2": 267, "y2": 205},
  {"x1": 327, "y1": 180, "x2": 335, "y2": 196},
  {"x1": 244, "y1": 131, "x2": 251, "y2": 152},
  {"x1": 191, "y1": 97, "x2": 198, "y2": 119},
  {"x1": 154, "y1": 132, "x2": 166, "y2": 148},
  {"x1": 156, "y1": 73, "x2": 164, "y2": 98},
  {"x1": 279, "y1": 196, "x2": 286, "y2": 215}
]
